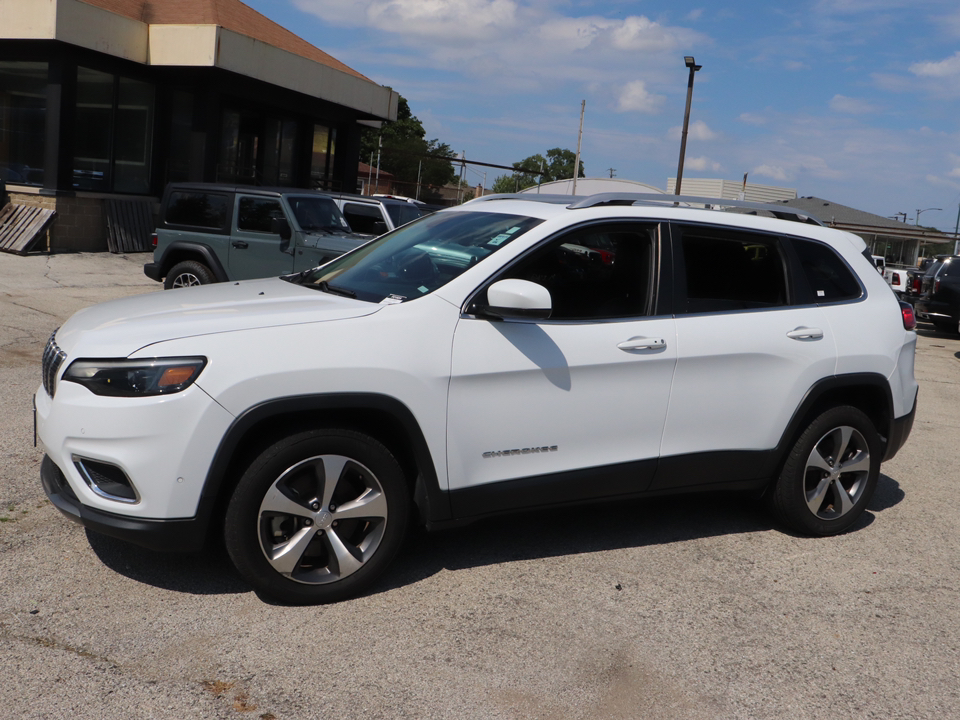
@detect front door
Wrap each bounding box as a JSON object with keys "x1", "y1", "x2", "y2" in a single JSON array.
[
  {"x1": 446, "y1": 222, "x2": 677, "y2": 516},
  {"x1": 228, "y1": 195, "x2": 295, "y2": 280}
]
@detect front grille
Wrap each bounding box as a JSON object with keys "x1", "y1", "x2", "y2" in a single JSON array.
[{"x1": 42, "y1": 330, "x2": 66, "y2": 397}]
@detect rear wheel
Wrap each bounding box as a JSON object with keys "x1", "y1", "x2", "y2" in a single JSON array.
[
  {"x1": 932, "y1": 318, "x2": 957, "y2": 333},
  {"x1": 224, "y1": 429, "x2": 410, "y2": 604},
  {"x1": 769, "y1": 406, "x2": 881, "y2": 536},
  {"x1": 164, "y1": 260, "x2": 213, "y2": 289}
]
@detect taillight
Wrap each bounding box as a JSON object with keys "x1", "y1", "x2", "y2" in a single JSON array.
[
  {"x1": 934, "y1": 278, "x2": 941, "y2": 294},
  {"x1": 150, "y1": 233, "x2": 158, "y2": 248},
  {"x1": 911, "y1": 276, "x2": 922, "y2": 293},
  {"x1": 900, "y1": 301, "x2": 917, "y2": 330},
  {"x1": 891, "y1": 274, "x2": 901, "y2": 287}
]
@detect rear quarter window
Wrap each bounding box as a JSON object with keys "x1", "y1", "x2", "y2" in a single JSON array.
[
  {"x1": 791, "y1": 237, "x2": 862, "y2": 303},
  {"x1": 164, "y1": 191, "x2": 229, "y2": 230}
]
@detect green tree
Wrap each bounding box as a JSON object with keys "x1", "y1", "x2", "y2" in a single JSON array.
[
  {"x1": 492, "y1": 148, "x2": 585, "y2": 193},
  {"x1": 359, "y1": 97, "x2": 457, "y2": 192}
]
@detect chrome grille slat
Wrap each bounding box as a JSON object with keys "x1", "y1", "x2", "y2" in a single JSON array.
[{"x1": 42, "y1": 331, "x2": 66, "y2": 397}]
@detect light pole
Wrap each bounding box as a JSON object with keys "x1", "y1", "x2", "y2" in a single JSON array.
[
  {"x1": 675, "y1": 55, "x2": 702, "y2": 196},
  {"x1": 915, "y1": 207, "x2": 941, "y2": 226}
]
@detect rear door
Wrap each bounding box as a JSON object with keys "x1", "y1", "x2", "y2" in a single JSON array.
[{"x1": 654, "y1": 223, "x2": 836, "y2": 490}]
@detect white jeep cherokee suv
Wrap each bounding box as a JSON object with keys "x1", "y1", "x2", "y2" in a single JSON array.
[{"x1": 36, "y1": 193, "x2": 919, "y2": 604}]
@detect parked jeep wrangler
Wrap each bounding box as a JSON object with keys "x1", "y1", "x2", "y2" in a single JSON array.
[{"x1": 144, "y1": 183, "x2": 370, "y2": 289}]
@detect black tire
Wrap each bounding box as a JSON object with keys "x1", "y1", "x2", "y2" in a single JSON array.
[
  {"x1": 768, "y1": 406, "x2": 881, "y2": 536},
  {"x1": 932, "y1": 318, "x2": 957, "y2": 333},
  {"x1": 224, "y1": 429, "x2": 410, "y2": 604},
  {"x1": 164, "y1": 260, "x2": 214, "y2": 289}
]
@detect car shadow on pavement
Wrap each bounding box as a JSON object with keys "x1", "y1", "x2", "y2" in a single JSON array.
[
  {"x1": 85, "y1": 529, "x2": 248, "y2": 596},
  {"x1": 915, "y1": 321, "x2": 958, "y2": 339},
  {"x1": 82, "y1": 473, "x2": 905, "y2": 600}
]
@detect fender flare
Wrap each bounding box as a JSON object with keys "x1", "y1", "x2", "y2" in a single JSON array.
[
  {"x1": 158, "y1": 241, "x2": 230, "y2": 282},
  {"x1": 190, "y1": 393, "x2": 451, "y2": 539}
]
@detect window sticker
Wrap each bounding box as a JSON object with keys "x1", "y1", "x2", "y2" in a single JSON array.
[
  {"x1": 418, "y1": 285, "x2": 429, "y2": 293},
  {"x1": 505, "y1": 226, "x2": 521, "y2": 234},
  {"x1": 489, "y1": 233, "x2": 511, "y2": 246},
  {"x1": 817, "y1": 290, "x2": 825, "y2": 297},
  {"x1": 380, "y1": 294, "x2": 405, "y2": 305}
]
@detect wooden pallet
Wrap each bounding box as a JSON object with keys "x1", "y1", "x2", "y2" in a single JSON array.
[
  {"x1": 105, "y1": 198, "x2": 154, "y2": 253},
  {"x1": 0, "y1": 203, "x2": 57, "y2": 255}
]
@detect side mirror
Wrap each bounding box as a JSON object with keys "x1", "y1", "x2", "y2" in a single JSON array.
[
  {"x1": 480, "y1": 279, "x2": 552, "y2": 320},
  {"x1": 271, "y1": 217, "x2": 292, "y2": 252}
]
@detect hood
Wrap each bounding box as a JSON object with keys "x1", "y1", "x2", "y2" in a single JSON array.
[{"x1": 55, "y1": 277, "x2": 381, "y2": 358}]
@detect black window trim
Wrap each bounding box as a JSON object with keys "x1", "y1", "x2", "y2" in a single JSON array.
[{"x1": 461, "y1": 218, "x2": 668, "y2": 324}]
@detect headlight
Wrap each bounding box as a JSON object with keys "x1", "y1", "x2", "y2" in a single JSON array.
[{"x1": 62, "y1": 357, "x2": 207, "y2": 397}]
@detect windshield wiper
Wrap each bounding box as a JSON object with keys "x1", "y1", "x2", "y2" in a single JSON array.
[{"x1": 318, "y1": 280, "x2": 356, "y2": 298}]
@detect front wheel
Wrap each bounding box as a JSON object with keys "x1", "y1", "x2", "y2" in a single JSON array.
[
  {"x1": 224, "y1": 429, "x2": 410, "y2": 604},
  {"x1": 769, "y1": 406, "x2": 881, "y2": 536}
]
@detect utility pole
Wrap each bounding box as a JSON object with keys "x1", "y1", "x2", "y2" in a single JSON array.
[
  {"x1": 375, "y1": 134, "x2": 382, "y2": 194},
  {"x1": 572, "y1": 100, "x2": 585, "y2": 195},
  {"x1": 607, "y1": 168, "x2": 616, "y2": 179},
  {"x1": 675, "y1": 56, "x2": 702, "y2": 195}
]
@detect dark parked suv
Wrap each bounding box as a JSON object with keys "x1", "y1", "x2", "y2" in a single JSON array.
[{"x1": 914, "y1": 255, "x2": 960, "y2": 332}]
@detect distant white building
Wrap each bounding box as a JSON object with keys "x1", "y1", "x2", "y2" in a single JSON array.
[
  {"x1": 520, "y1": 178, "x2": 665, "y2": 195},
  {"x1": 666, "y1": 177, "x2": 797, "y2": 204}
]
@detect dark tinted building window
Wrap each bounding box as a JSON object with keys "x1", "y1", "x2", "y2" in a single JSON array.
[
  {"x1": 0, "y1": 61, "x2": 47, "y2": 186},
  {"x1": 165, "y1": 191, "x2": 229, "y2": 229},
  {"x1": 237, "y1": 197, "x2": 283, "y2": 233},
  {"x1": 792, "y1": 238, "x2": 862, "y2": 302},
  {"x1": 680, "y1": 232, "x2": 787, "y2": 313},
  {"x1": 501, "y1": 224, "x2": 656, "y2": 319}
]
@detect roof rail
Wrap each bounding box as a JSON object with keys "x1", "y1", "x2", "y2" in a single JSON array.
[
  {"x1": 567, "y1": 193, "x2": 824, "y2": 226},
  {"x1": 467, "y1": 191, "x2": 823, "y2": 226}
]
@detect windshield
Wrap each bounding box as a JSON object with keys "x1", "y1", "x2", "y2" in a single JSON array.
[
  {"x1": 287, "y1": 196, "x2": 352, "y2": 233},
  {"x1": 290, "y1": 210, "x2": 543, "y2": 303},
  {"x1": 385, "y1": 203, "x2": 422, "y2": 228}
]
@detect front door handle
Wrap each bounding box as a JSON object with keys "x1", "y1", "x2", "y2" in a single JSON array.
[
  {"x1": 786, "y1": 326, "x2": 824, "y2": 340},
  {"x1": 618, "y1": 336, "x2": 666, "y2": 351},
  {"x1": 232, "y1": 240, "x2": 249, "y2": 249}
]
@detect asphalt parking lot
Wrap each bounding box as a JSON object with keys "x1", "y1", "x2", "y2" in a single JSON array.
[{"x1": 1, "y1": 251, "x2": 958, "y2": 719}]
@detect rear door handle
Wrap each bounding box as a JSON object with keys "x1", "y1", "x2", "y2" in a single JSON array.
[
  {"x1": 618, "y1": 336, "x2": 666, "y2": 351},
  {"x1": 232, "y1": 240, "x2": 249, "y2": 249},
  {"x1": 786, "y1": 326, "x2": 823, "y2": 340}
]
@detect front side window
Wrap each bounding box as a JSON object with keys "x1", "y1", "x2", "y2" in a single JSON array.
[
  {"x1": 237, "y1": 197, "x2": 283, "y2": 233},
  {"x1": 679, "y1": 230, "x2": 788, "y2": 313},
  {"x1": 496, "y1": 223, "x2": 657, "y2": 319},
  {"x1": 342, "y1": 203, "x2": 388, "y2": 235},
  {"x1": 290, "y1": 211, "x2": 543, "y2": 303}
]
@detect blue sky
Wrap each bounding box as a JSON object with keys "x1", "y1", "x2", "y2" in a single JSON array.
[{"x1": 244, "y1": 0, "x2": 960, "y2": 232}]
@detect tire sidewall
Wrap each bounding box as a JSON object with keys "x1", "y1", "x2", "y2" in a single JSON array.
[
  {"x1": 224, "y1": 429, "x2": 410, "y2": 605},
  {"x1": 164, "y1": 260, "x2": 213, "y2": 289},
  {"x1": 771, "y1": 405, "x2": 881, "y2": 536}
]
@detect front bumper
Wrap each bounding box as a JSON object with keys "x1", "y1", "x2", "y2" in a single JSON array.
[{"x1": 41, "y1": 455, "x2": 207, "y2": 552}]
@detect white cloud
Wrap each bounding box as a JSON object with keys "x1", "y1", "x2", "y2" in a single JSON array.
[
  {"x1": 686, "y1": 156, "x2": 722, "y2": 172},
  {"x1": 829, "y1": 94, "x2": 877, "y2": 114},
  {"x1": 611, "y1": 16, "x2": 683, "y2": 52},
  {"x1": 785, "y1": 60, "x2": 809, "y2": 71},
  {"x1": 910, "y1": 51, "x2": 960, "y2": 78},
  {"x1": 686, "y1": 9, "x2": 704, "y2": 21},
  {"x1": 670, "y1": 120, "x2": 717, "y2": 141},
  {"x1": 616, "y1": 81, "x2": 665, "y2": 113},
  {"x1": 739, "y1": 112, "x2": 768, "y2": 126},
  {"x1": 754, "y1": 164, "x2": 790, "y2": 181}
]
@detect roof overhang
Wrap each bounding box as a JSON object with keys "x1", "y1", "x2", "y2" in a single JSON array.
[
  {"x1": 0, "y1": 0, "x2": 398, "y2": 121},
  {"x1": 827, "y1": 221, "x2": 957, "y2": 246}
]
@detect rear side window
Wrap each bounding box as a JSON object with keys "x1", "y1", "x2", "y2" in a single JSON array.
[
  {"x1": 165, "y1": 191, "x2": 229, "y2": 229},
  {"x1": 792, "y1": 238, "x2": 862, "y2": 302},
  {"x1": 679, "y1": 231, "x2": 788, "y2": 313}
]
